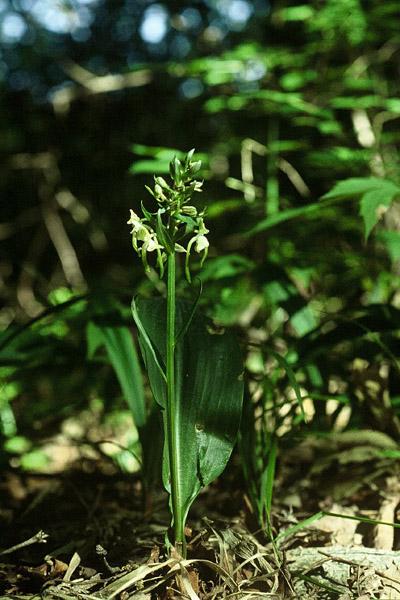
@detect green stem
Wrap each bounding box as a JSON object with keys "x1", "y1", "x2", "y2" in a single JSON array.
[{"x1": 166, "y1": 252, "x2": 186, "y2": 557}]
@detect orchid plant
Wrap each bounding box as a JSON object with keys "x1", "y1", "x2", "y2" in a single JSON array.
[{"x1": 128, "y1": 151, "x2": 243, "y2": 558}]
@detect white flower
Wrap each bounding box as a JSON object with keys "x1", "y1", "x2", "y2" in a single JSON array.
[
  {"x1": 127, "y1": 210, "x2": 144, "y2": 234},
  {"x1": 127, "y1": 209, "x2": 140, "y2": 225},
  {"x1": 144, "y1": 234, "x2": 162, "y2": 252},
  {"x1": 136, "y1": 226, "x2": 151, "y2": 242},
  {"x1": 127, "y1": 209, "x2": 156, "y2": 245},
  {"x1": 194, "y1": 235, "x2": 209, "y2": 253},
  {"x1": 181, "y1": 205, "x2": 197, "y2": 217},
  {"x1": 154, "y1": 184, "x2": 166, "y2": 201}
]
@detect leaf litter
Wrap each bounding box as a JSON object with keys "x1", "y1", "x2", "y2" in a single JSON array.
[{"x1": 2, "y1": 428, "x2": 400, "y2": 599}]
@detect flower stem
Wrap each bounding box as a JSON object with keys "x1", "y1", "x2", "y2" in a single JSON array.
[{"x1": 166, "y1": 252, "x2": 186, "y2": 557}]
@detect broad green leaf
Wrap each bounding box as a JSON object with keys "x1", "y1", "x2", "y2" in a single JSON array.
[
  {"x1": 175, "y1": 280, "x2": 203, "y2": 346},
  {"x1": 134, "y1": 297, "x2": 244, "y2": 523},
  {"x1": 359, "y1": 188, "x2": 395, "y2": 239},
  {"x1": 131, "y1": 297, "x2": 166, "y2": 383},
  {"x1": 86, "y1": 322, "x2": 146, "y2": 428},
  {"x1": 200, "y1": 255, "x2": 255, "y2": 281},
  {"x1": 322, "y1": 177, "x2": 400, "y2": 239},
  {"x1": 322, "y1": 177, "x2": 399, "y2": 201},
  {"x1": 140, "y1": 406, "x2": 164, "y2": 492}
]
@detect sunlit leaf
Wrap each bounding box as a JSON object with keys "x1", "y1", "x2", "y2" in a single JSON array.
[
  {"x1": 322, "y1": 177, "x2": 400, "y2": 239},
  {"x1": 322, "y1": 177, "x2": 399, "y2": 200},
  {"x1": 290, "y1": 305, "x2": 318, "y2": 336},
  {"x1": 359, "y1": 189, "x2": 395, "y2": 239}
]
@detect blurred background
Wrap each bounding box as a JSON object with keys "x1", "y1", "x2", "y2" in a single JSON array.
[{"x1": 1, "y1": 0, "x2": 400, "y2": 476}]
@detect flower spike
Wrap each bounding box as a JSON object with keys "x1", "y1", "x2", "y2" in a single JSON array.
[{"x1": 127, "y1": 150, "x2": 209, "y2": 280}]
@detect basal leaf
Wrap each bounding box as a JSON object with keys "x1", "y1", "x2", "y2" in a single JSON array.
[{"x1": 134, "y1": 297, "x2": 244, "y2": 523}]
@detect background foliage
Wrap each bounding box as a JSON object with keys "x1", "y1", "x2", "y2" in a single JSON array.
[{"x1": 1, "y1": 0, "x2": 400, "y2": 504}]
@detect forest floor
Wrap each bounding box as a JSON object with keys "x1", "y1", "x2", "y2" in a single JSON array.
[{"x1": 1, "y1": 427, "x2": 400, "y2": 599}]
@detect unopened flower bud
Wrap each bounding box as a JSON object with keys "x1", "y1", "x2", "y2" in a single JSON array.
[
  {"x1": 127, "y1": 209, "x2": 141, "y2": 225},
  {"x1": 182, "y1": 206, "x2": 198, "y2": 217},
  {"x1": 154, "y1": 184, "x2": 166, "y2": 200},
  {"x1": 136, "y1": 225, "x2": 151, "y2": 242},
  {"x1": 190, "y1": 161, "x2": 202, "y2": 174},
  {"x1": 154, "y1": 176, "x2": 169, "y2": 189}
]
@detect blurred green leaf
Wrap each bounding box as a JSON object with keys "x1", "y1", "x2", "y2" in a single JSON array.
[
  {"x1": 200, "y1": 255, "x2": 255, "y2": 281},
  {"x1": 20, "y1": 449, "x2": 49, "y2": 471},
  {"x1": 359, "y1": 189, "x2": 396, "y2": 239},
  {"x1": 290, "y1": 305, "x2": 318, "y2": 336},
  {"x1": 330, "y1": 95, "x2": 382, "y2": 109},
  {"x1": 130, "y1": 160, "x2": 171, "y2": 175},
  {"x1": 278, "y1": 5, "x2": 315, "y2": 21},
  {"x1": 322, "y1": 177, "x2": 400, "y2": 239},
  {"x1": 378, "y1": 230, "x2": 400, "y2": 262},
  {"x1": 4, "y1": 435, "x2": 31, "y2": 454},
  {"x1": 322, "y1": 177, "x2": 399, "y2": 200},
  {"x1": 87, "y1": 322, "x2": 146, "y2": 428}
]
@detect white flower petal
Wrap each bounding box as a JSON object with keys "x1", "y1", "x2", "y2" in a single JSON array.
[
  {"x1": 136, "y1": 225, "x2": 151, "y2": 241},
  {"x1": 195, "y1": 235, "x2": 209, "y2": 253},
  {"x1": 127, "y1": 209, "x2": 141, "y2": 225},
  {"x1": 145, "y1": 235, "x2": 162, "y2": 252}
]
